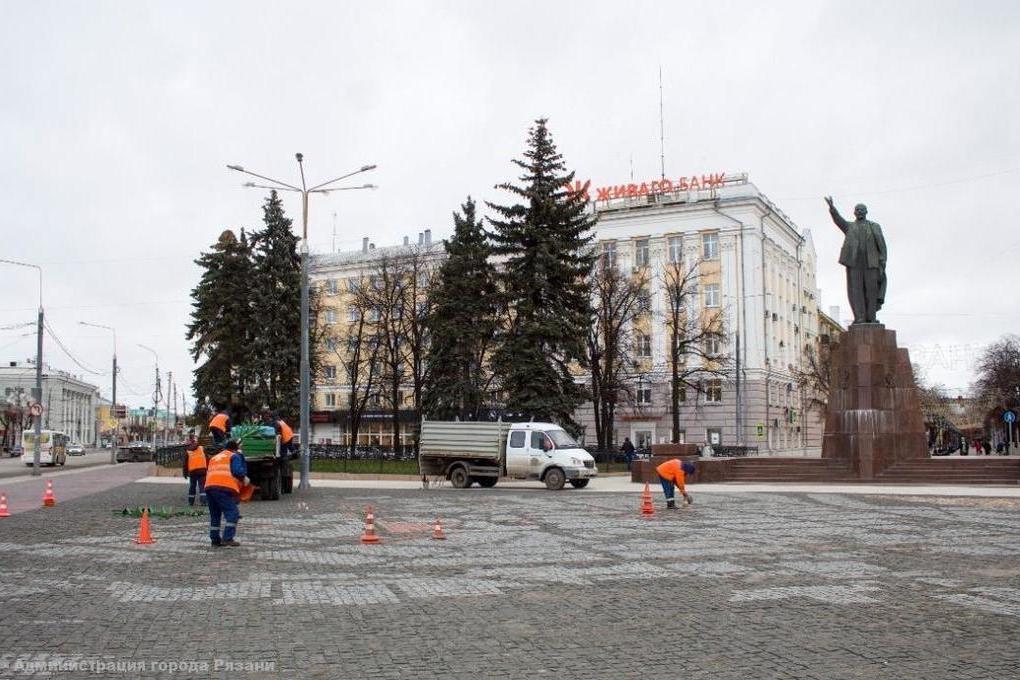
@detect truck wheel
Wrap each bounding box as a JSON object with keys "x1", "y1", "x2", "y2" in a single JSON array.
[
  {"x1": 449, "y1": 466, "x2": 471, "y2": 489},
  {"x1": 476, "y1": 477, "x2": 498, "y2": 488},
  {"x1": 544, "y1": 468, "x2": 566, "y2": 490},
  {"x1": 569, "y1": 479, "x2": 590, "y2": 489},
  {"x1": 261, "y1": 469, "x2": 282, "y2": 501}
]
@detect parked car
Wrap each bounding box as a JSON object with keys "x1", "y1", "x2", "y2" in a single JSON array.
[
  {"x1": 9, "y1": 444, "x2": 22, "y2": 458},
  {"x1": 68, "y1": 442, "x2": 85, "y2": 456},
  {"x1": 116, "y1": 440, "x2": 154, "y2": 463}
]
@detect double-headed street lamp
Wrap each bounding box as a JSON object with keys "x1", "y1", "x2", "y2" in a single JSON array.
[
  {"x1": 1, "y1": 258, "x2": 43, "y2": 475},
  {"x1": 80, "y1": 321, "x2": 117, "y2": 462},
  {"x1": 227, "y1": 155, "x2": 376, "y2": 491}
]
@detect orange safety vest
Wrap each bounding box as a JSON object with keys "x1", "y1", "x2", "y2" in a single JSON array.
[
  {"x1": 186, "y1": 446, "x2": 208, "y2": 473},
  {"x1": 656, "y1": 459, "x2": 686, "y2": 487},
  {"x1": 278, "y1": 420, "x2": 294, "y2": 444},
  {"x1": 205, "y1": 450, "x2": 240, "y2": 493},
  {"x1": 209, "y1": 413, "x2": 229, "y2": 432}
]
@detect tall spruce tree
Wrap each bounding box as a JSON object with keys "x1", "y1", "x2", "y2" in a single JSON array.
[
  {"x1": 248, "y1": 191, "x2": 303, "y2": 422},
  {"x1": 424, "y1": 197, "x2": 498, "y2": 420},
  {"x1": 187, "y1": 229, "x2": 256, "y2": 416},
  {"x1": 487, "y1": 119, "x2": 596, "y2": 433}
]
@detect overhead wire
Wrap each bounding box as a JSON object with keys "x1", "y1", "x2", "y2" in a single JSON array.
[{"x1": 42, "y1": 319, "x2": 106, "y2": 376}]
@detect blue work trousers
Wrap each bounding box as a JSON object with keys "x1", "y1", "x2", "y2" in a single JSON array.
[
  {"x1": 659, "y1": 476, "x2": 676, "y2": 500},
  {"x1": 187, "y1": 474, "x2": 206, "y2": 506},
  {"x1": 206, "y1": 487, "x2": 240, "y2": 545}
]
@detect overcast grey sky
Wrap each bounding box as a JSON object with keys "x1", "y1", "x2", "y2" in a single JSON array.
[{"x1": 2, "y1": 0, "x2": 1018, "y2": 407}]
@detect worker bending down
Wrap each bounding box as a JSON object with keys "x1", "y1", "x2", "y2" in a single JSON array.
[
  {"x1": 655, "y1": 458, "x2": 694, "y2": 509},
  {"x1": 204, "y1": 439, "x2": 248, "y2": 547}
]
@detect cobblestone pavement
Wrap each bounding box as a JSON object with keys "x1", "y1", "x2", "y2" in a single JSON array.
[{"x1": 1, "y1": 482, "x2": 1019, "y2": 679}]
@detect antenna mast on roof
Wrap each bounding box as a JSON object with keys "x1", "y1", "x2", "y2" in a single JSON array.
[
  {"x1": 659, "y1": 65, "x2": 665, "y2": 182},
  {"x1": 332, "y1": 211, "x2": 337, "y2": 252}
]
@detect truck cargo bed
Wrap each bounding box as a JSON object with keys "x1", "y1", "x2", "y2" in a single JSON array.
[{"x1": 418, "y1": 421, "x2": 511, "y2": 460}]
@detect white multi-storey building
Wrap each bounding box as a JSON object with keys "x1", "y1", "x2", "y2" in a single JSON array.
[
  {"x1": 0, "y1": 361, "x2": 100, "y2": 445},
  {"x1": 580, "y1": 172, "x2": 822, "y2": 451}
]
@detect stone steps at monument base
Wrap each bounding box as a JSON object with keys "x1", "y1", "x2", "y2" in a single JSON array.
[
  {"x1": 722, "y1": 458, "x2": 856, "y2": 482},
  {"x1": 875, "y1": 459, "x2": 1020, "y2": 484}
]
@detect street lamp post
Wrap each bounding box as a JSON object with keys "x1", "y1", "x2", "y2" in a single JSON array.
[
  {"x1": 227, "y1": 155, "x2": 376, "y2": 491},
  {"x1": 1, "y1": 258, "x2": 43, "y2": 475},
  {"x1": 138, "y1": 344, "x2": 160, "y2": 450},
  {"x1": 80, "y1": 321, "x2": 117, "y2": 463}
]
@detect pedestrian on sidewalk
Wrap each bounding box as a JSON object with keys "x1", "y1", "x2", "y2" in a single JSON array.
[
  {"x1": 983, "y1": 440, "x2": 992, "y2": 456},
  {"x1": 621, "y1": 437, "x2": 636, "y2": 471},
  {"x1": 183, "y1": 433, "x2": 208, "y2": 506},
  {"x1": 655, "y1": 458, "x2": 694, "y2": 509},
  {"x1": 204, "y1": 439, "x2": 248, "y2": 547}
]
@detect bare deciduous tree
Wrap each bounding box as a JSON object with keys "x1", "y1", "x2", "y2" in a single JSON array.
[
  {"x1": 660, "y1": 259, "x2": 728, "y2": 443},
  {"x1": 587, "y1": 256, "x2": 649, "y2": 451},
  {"x1": 974, "y1": 335, "x2": 1020, "y2": 409},
  {"x1": 396, "y1": 246, "x2": 437, "y2": 449},
  {"x1": 331, "y1": 279, "x2": 382, "y2": 453}
]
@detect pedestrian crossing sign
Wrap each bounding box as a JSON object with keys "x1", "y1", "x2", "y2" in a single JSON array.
[{"x1": 756, "y1": 423, "x2": 764, "y2": 439}]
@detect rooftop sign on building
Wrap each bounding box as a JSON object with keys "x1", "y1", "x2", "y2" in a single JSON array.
[{"x1": 568, "y1": 172, "x2": 734, "y2": 202}]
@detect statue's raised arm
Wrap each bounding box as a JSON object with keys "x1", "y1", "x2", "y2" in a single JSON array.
[{"x1": 825, "y1": 196, "x2": 849, "y2": 232}]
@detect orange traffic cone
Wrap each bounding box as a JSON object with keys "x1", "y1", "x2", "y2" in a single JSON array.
[
  {"x1": 42, "y1": 480, "x2": 56, "y2": 507},
  {"x1": 133, "y1": 507, "x2": 155, "y2": 544},
  {"x1": 360, "y1": 505, "x2": 381, "y2": 544},
  {"x1": 0, "y1": 493, "x2": 10, "y2": 518},
  {"x1": 431, "y1": 517, "x2": 446, "y2": 540},
  {"x1": 640, "y1": 482, "x2": 655, "y2": 517}
]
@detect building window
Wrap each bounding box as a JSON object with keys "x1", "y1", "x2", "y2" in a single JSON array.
[
  {"x1": 325, "y1": 337, "x2": 337, "y2": 352},
  {"x1": 347, "y1": 278, "x2": 361, "y2": 292},
  {"x1": 706, "y1": 428, "x2": 722, "y2": 445},
  {"x1": 634, "y1": 239, "x2": 650, "y2": 268},
  {"x1": 668, "y1": 236, "x2": 683, "y2": 264},
  {"x1": 705, "y1": 336, "x2": 721, "y2": 356},
  {"x1": 348, "y1": 307, "x2": 360, "y2": 322},
  {"x1": 706, "y1": 379, "x2": 722, "y2": 403},
  {"x1": 325, "y1": 393, "x2": 337, "y2": 407},
  {"x1": 637, "y1": 386, "x2": 652, "y2": 405},
  {"x1": 323, "y1": 365, "x2": 337, "y2": 380},
  {"x1": 702, "y1": 232, "x2": 719, "y2": 260},
  {"x1": 704, "y1": 284, "x2": 720, "y2": 308},
  {"x1": 601, "y1": 242, "x2": 617, "y2": 270},
  {"x1": 325, "y1": 309, "x2": 337, "y2": 324},
  {"x1": 635, "y1": 430, "x2": 652, "y2": 448},
  {"x1": 324, "y1": 279, "x2": 338, "y2": 295},
  {"x1": 636, "y1": 332, "x2": 651, "y2": 358},
  {"x1": 678, "y1": 387, "x2": 687, "y2": 403}
]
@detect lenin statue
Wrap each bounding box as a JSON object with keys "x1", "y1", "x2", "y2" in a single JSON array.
[{"x1": 824, "y1": 197, "x2": 887, "y2": 324}]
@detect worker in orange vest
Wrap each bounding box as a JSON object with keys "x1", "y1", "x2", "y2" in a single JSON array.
[
  {"x1": 655, "y1": 458, "x2": 694, "y2": 509},
  {"x1": 208, "y1": 405, "x2": 231, "y2": 447},
  {"x1": 263, "y1": 410, "x2": 296, "y2": 459},
  {"x1": 182, "y1": 433, "x2": 208, "y2": 506},
  {"x1": 204, "y1": 439, "x2": 248, "y2": 547}
]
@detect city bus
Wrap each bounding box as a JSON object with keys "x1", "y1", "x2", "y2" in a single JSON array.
[{"x1": 20, "y1": 430, "x2": 69, "y2": 467}]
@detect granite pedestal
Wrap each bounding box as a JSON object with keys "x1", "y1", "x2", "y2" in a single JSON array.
[{"x1": 822, "y1": 324, "x2": 927, "y2": 480}]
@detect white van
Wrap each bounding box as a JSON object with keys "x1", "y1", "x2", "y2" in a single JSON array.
[
  {"x1": 419, "y1": 420, "x2": 597, "y2": 490},
  {"x1": 21, "y1": 430, "x2": 69, "y2": 466}
]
